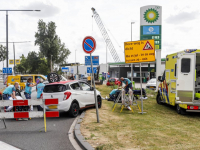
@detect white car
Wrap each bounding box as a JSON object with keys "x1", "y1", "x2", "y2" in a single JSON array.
[
  {"x1": 146, "y1": 78, "x2": 157, "y2": 90},
  {"x1": 43, "y1": 80, "x2": 102, "y2": 117}
]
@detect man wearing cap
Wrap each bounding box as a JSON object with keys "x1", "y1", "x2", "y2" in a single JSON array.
[{"x1": 120, "y1": 77, "x2": 132, "y2": 94}]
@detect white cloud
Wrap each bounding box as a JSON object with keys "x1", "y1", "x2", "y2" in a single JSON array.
[
  {"x1": 21, "y1": 1, "x2": 60, "y2": 18},
  {"x1": 165, "y1": 11, "x2": 199, "y2": 24}
]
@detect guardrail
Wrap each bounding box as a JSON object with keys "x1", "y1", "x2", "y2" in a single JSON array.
[{"x1": 0, "y1": 98, "x2": 59, "y2": 132}]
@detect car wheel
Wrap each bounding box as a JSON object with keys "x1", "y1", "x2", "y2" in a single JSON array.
[
  {"x1": 156, "y1": 94, "x2": 162, "y2": 105},
  {"x1": 69, "y1": 102, "x2": 79, "y2": 117},
  {"x1": 176, "y1": 104, "x2": 186, "y2": 115},
  {"x1": 97, "y1": 96, "x2": 102, "y2": 108}
]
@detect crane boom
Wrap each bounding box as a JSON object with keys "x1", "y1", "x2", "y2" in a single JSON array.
[{"x1": 91, "y1": 7, "x2": 121, "y2": 62}]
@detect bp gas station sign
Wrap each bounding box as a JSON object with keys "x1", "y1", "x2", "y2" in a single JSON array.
[
  {"x1": 140, "y1": 25, "x2": 161, "y2": 49},
  {"x1": 140, "y1": 6, "x2": 162, "y2": 50}
]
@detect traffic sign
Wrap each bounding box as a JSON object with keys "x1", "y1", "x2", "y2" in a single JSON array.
[
  {"x1": 15, "y1": 59, "x2": 20, "y2": 64},
  {"x1": 85, "y1": 56, "x2": 99, "y2": 66},
  {"x1": 3, "y1": 68, "x2": 7, "y2": 74},
  {"x1": 87, "y1": 67, "x2": 97, "y2": 73},
  {"x1": 3, "y1": 68, "x2": 12, "y2": 74},
  {"x1": 71, "y1": 68, "x2": 74, "y2": 74},
  {"x1": 143, "y1": 41, "x2": 153, "y2": 50},
  {"x1": 82, "y1": 36, "x2": 96, "y2": 54},
  {"x1": 124, "y1": 39, "x2": 155, "y2": 63},
  {"x1": 9, "y1": 60, "x2": 14, "y2": 65},
  {"x1": 61, "y1": 67, "x2": 69, "y2": 72}
]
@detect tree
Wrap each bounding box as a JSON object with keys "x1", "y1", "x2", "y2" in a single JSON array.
[
  {"x1": 15, "y1": 54, "x2": 28, "y2": 74},
  {"x1": 0, "y1": 45, "x2": 7, "y2": 67},
  {"x1": 15, "y1": 52, "x2": 50, "y2": 75},
  {"x1": 38, "y1": 57, "x2": 49, "y2": 75},
  {"x1": 35, "y1": 20, "x2": 71, "y2": 70},
  {"x1": 26, "y1": 51, "x2": 40, "y2": 73}
]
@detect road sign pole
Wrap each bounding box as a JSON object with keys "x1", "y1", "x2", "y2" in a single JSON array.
[
  {"x1": 90, "y1": 53, "x2": 99, "y2": 123},
  {"x1": 140, "y1": 63, "x2": 143, "y2": 113},
  {"x1": 139, "y1": 63, "x2": 146, "y2": 114}
]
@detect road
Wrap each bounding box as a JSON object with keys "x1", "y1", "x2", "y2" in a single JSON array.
[
  {"x1": 0, "y1": 83, "x2": 6, "y2": 90},
  {"x1": 0, "y1": 88, "x2": 76, "y2": 150}
]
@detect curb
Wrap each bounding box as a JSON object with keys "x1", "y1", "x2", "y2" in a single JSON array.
[{"x1": 74, "y1": 111, "x2": 95, "y2": 150}]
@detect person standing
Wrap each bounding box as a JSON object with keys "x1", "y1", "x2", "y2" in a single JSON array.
[
  {"x1": 25, "y1": 78, "x2": 36, "y2": 99},
  {"x1": 69, "y1": 74, "x2": 75, "y2": 80},
  {"x1": 36, "y1": 79, "x2": 45, "y2": 111}
]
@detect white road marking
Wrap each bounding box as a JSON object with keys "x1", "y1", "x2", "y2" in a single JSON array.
[{"x1": 0, "y1": 141, "x2": 21, "y2": 150}]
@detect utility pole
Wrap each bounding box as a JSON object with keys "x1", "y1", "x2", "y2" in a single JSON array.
[
  {"x1": 51, "y1": 55, "x2": 53, "y2": 72},
  {"x1": 6, "y1": 11, "x2": 8, "y2": 69},
  {"x1": 75, "y1": 50, "x2": 78, "y2": 79},
  {"x1": 0, "y1": 9, "x2": 40, "y2": 69},
  {"x1": 0, "y1": 41, "x2": 31, "y2": 74},
  {"x1": 13, "y1": 43, "x2": 15, "y2": 75},
  {"x1": 131, "y1": 22, "x2": 135, "y2": 82}
]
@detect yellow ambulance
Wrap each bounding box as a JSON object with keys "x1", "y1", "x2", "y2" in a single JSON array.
[
  {"x1": 7, "y1": 74, "x2": 46, "y2": 91},
  {"x1": 157, "y1": 49, "x2": 200, "y2": 114}
]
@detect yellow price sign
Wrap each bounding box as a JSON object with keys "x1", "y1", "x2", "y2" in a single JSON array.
[
  {"x1": 9, "y1": 59, "x2": 14, "y2": 65},
  {"x1": 15, "y1": 59, "x2": 20, "y2": 64},
  {"x1": 124, "y1": 39, "x2": 155, "y2": 63}
]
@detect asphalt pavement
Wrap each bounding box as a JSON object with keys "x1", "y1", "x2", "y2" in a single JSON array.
[
  {"x1": 0, "y1": 87, "x2": 76, "y2": 150},
  {"x1": 0, "y1": 82, "x2": 6, "y2": 90}
]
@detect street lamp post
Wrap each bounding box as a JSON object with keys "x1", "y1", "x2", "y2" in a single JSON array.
[
  {"x1": 75, "y1": 50, "x2": 78, "y2": 79},
  {"x1": 0, "y1": 10, "x2": 40, "y2": 69},
  {"x1": 131, "y1": 22, "x2": 135, "y2": 82}
]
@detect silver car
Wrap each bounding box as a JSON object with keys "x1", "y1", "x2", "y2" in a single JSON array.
[{"x1": 146, "y1": 78, "x2": 156, "y2": 90}]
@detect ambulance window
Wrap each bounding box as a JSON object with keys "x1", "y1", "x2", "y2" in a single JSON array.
[
  {"x1": 174, "y1": 64, "x2": 177, "y2": 77},
  {"x1": 181, "y1": 58, "x2": 190, "y2": 73},
  {"x1": 20, "y1": 76, "x2": 33, "y2": 83}
]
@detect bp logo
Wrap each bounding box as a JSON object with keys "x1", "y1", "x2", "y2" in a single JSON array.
[
  {"x1": 144, "y1": 8, "x2": 159, "y2": 23},
  {"x1": 148, "y1": 27, "x2": 154, "y2": 32}
]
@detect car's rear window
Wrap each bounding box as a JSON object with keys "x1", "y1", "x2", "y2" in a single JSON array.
[{"x1": 43, "y1": 84, "x2": 69, "y2": 93}]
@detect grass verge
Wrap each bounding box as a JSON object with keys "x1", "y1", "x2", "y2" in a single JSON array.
[{"x1": 80, "y1": 85, "x2": 200, "y2": 150}]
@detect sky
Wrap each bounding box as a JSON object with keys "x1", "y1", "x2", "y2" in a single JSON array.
[{"x1": 0, "y1": 0, "x2": 200, "y2": 69}]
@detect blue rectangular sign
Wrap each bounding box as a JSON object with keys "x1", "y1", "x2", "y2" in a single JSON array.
[
  {"x1": 61, "y1": 67, "x2": 69, "y2": 72},
  {"x1": 143, "y1": 26, "x2": 160, "y2": 35},
  {"x1": 71, "y1": 68, "x2": 74, "y2": 74},
  {"x1": 3, "y1": 67, "x2": 12, "y2": 74},
  {"x1": 85, "y1": 56, "x2": 99, "y2": 66},
  {"x1": 87, "y1": 67, "x2": 97, "y2": 73},
  {"x1": 3, "y1": 68, "x2": 7, "y2": 74}
]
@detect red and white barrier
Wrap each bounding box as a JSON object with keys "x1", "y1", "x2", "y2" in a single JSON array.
[{"x1": 0, "y1": 98, "x2": 59, "y2": 132}]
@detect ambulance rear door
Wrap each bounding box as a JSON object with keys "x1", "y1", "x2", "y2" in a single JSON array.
[{"x1": 176, "y1": 53, "x2": 195, "y2": 102}]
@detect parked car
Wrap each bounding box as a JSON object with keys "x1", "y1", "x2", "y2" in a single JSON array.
[
  {"x1": 43, "y1": 80, "x2": 102, "y2": 117},
  {"x1": 146, "y1": 78, "x2": 156, "y2": 90},
  {"x1": 79, "y1": 77, "x2": 88, "y2": 82},
  {"x1": 106, "y1": 78, "x2": 119, "y2": 86}
]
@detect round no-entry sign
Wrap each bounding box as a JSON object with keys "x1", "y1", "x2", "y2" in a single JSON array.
[{"x1": 82, "y1": 36, "x2": 96, "y2": 54}]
